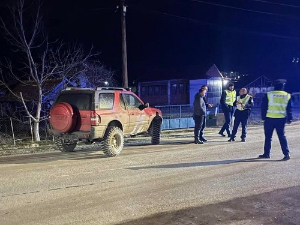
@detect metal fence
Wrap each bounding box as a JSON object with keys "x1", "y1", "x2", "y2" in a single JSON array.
[
  {"x1": 155, "y1": 104, "x2": 300, "y2": 130},
  {"x1": 155, "y1": 105, "x2": 193, "y2": 119},
  {"x1": 0, "y1": 118, "x2": 51, "y2": 145},
  {"x1": 155, "y1": 104, "x2": 220, "y2": 130}
]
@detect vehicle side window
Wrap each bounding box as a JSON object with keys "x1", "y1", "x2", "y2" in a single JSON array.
[
  {"x1": 122, "y1": 93, "x2": 143, "y2": 109},
  {"x1": 99, "y1": 93, "x2": 114, "y2": 109},
  {"x1": 119, "y1": 94, "x2": 126, "y2": 109}
]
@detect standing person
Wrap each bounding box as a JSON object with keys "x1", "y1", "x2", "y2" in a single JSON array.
[
  {"x1": 218, "y1": 83, "x2": 236, "y2": 137},
  {"x1": 199, "y1": 85, "x2": 213, "y2": 142},
  {"x1": 259, "y1": 79, "x2": 292, "y2": 161},
  {"x1": 228, "y1": 88, "x2": 253, "y2": 142},
  {"x1": 193, "y1": 88, "x2": 207, "y2": 144}
]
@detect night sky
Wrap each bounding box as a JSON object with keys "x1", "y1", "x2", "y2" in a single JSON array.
[{"x1": 1, "y1": 0, "x2": 300, "y2": 91}]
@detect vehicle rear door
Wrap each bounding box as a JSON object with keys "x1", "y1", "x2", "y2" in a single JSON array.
[{"x1": 54, "y1": 91, "x2": 93, "y2": 131}]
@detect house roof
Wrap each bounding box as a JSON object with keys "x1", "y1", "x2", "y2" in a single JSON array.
[{"x1": 0, "y1": 79, "x2": 67, "y2": 102}]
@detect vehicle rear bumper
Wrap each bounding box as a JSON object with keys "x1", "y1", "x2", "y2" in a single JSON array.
[
  {"x1": 48, "y1": 126, "x2": 106, "y2": 140},
  {"x1": 49, "y1": 129, "x2": 90, "y2": 140}
]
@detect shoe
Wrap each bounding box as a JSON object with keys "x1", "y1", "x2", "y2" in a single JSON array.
[
  {"x1": 228, "y1": 138, "x2": 235, "y2": 142},
  {"x1": 200, "y1": 137, "x2": 207, "y2": 142},
  {"x1": 194, "y1": 138, "x2": 203, "y2": 144},
  {"x1": 241, "y1": 138, "x2": 246, "y2": 142},
  {"x1": 227, "y1": 135, "x2": 231, "y2": 138},
  {"x1": 282, "y1": 155, "x2": 290, "y2": 161},
  {"x1": 258, "y1": 154, "x2": 270, "y2": 159},
  {"x1": 218, "y1": 132, "x2": 226, "y2": 137}
]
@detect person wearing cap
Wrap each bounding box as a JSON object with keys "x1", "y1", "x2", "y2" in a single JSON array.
[
  {"x1": 259, "y1": 79, "x2": 292, "y2": 161},
  {"x1": 218, "y1": 83, "x2": 236, "y2": 137},
  {"x1": 199, "y1": 85, "x2": 213, "y2": 142},
  {"x1": 193, "y1": 88, "x2": 207, "y2": 144},
  {"x1": 228, "y1": 88, "x2": 253, "y2": 142}
]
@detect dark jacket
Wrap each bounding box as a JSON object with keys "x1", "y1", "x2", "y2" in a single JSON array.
[
  {"x1": 233, "y1": 94, "x2": 253, "y2": 118},
  {"x1": 203, "y1": 96, "x2": 209, "y2": 108},
  {"x1": 193, "y1": 93, "x2": 206, "y2": 116},
  {"x1": 261, "y1": 92, "x2": 293, "y2": 121}
]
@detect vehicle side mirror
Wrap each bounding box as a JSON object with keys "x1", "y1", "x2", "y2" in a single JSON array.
[{"x1": 138, "y1": 103, "x2": 149, "y2": 111}]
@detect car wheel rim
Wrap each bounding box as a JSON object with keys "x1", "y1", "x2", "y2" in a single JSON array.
[{"x1": 111, "y1": 134, "x2": 121, "y2": 149}]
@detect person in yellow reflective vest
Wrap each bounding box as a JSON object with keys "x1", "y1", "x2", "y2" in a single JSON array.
[
  {"x1": 228, "y1": 88, "x2": 253, "y2": 142},
  {"x1": 218, "y1": 83, "x2": 236, "y2": 137},
  {"x1": 259, "y1": 79, "x2": 293, "y2": 161}
]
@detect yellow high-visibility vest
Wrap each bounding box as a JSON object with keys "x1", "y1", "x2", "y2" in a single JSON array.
[
  {"x1": 225, "y1": 90, "x2": 236, "y2": 106},
  {"x1": 266, "y1": 91, "x2": 291, "y2": 118},
  {"x1": 236, "y1": 94, "x2": 251, "y2": 111}
]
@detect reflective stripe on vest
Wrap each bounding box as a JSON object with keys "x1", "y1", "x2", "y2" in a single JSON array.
[
  {"x1": 225, "y1": 90, "x2": 236, "y2": 106},
  {"x1": 236, "y1": 94, "x2": 251, "y2": 111},
  {"x1": 266, "y1": 91, "x2": 291, "y2": 118}
]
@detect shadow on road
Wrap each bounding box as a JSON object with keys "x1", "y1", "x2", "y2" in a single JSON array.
[
  {"x1": 0, "y1": 150, "x2": 107, "y2": 164},
  {"x1": 125, "y1": 140, "x2": 193, "y2": 146},
  {"x1": 115, "y1": 185, "x2": 300, "y2": 225},
  {"x1": 0, "y1": 140, "x2": 197, "y2": 164},
  {"x1": 127, "y1": 158, "x2": 282, "y2": 170}
]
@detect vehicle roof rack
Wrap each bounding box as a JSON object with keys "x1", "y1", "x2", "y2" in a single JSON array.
[
  {"x1": 96, "y1": 87, "x2": 128, "y2": 91},
  {"x1": 64, "y1": 87, "x2": 94, "y2": 91}
]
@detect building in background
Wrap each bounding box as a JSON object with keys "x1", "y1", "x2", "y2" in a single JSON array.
[
  {"x1": 137, "y1": 64, "x2": 224, "y2": 107},
  {"x1": 220, "y1": 71, "x2": 249, "y2": 83},
  {"x1": 244, "y1": 76, "x2": 273, "y2": 107},
  {"x1": 137, "y1": 79, "x2": 189, "y2": 106}
]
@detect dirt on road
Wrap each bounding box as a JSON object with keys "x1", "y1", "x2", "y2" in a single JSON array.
[{"x1": 118, "y1": 185, "x2": 300, "y2": 225}]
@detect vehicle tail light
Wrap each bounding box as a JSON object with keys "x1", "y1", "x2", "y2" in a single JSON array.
[{"x1": 91, "y1": 111, "x2": 101, "y2": 126}]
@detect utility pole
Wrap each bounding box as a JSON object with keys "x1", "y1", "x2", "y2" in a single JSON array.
[{"x1": 120, "y1": 0, "x2": 128, "y2": 89}]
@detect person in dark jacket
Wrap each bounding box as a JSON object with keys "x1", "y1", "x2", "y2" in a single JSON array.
[
  {"x1": 199, "y1": 85, "x2": 213, "y2": 142},
  {"x1": 228, "y1": 88, "x2": 253, "y2": 142},
  {"x1": 193, "y1": 88, "x2": 207, "y2": 144},
  {"x1": 218, "y1": 83, "x2": 236, "y2": 137},
  {"x1": 259, "y1": 79, "x2": 293, "y2": 161}
]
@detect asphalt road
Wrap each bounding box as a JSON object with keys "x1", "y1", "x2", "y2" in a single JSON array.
[{"x1": 1, "y1": 122, "x2": 300, "y2": 225}]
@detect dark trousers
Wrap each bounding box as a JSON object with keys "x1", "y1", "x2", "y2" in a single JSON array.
[
  {"x1": 231, "y1": 113, "x2": 249, "y2": 139},
  {"x1": 199, "y1": 116, "x2": 206, "y2": 138},
  {"x1": 264, "y1": 118, "x2": 290, "y2": 156},
  {"x1": 219, "y1": 110, "x2": 233, "y2": 136},
  {"x1": 194, "y1": 115, "x2": 204, "y2": 139}
]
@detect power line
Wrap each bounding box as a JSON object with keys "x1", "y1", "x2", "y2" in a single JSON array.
[
  {"x1": 190, "y1": 0, "x2": 294, "y2": 18},
  {"x1": 131, "y1": 7, "x2": 300, "y2": 41},
  {"x1": 250, "y1": 0, "x2": 300, "y2": 9}
]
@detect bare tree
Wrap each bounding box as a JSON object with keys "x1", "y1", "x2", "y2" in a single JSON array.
[
  {"x1": 75, "y1": 61, "x2": 119, "y2": 88},
  {"x1": 0, "y1": 0, "x2": 92, "y2": 141}
]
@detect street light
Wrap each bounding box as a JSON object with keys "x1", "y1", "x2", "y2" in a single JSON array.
[{"x1": 292, "y1": 57, "x2": 299, "y2": 63}]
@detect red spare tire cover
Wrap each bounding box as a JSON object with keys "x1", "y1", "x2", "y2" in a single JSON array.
[{"x1": 50, "y1": 102, "x2": 77, "y2": 133}]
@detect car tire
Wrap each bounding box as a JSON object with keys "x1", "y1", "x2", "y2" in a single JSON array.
[
  {"x1": 54, "y1": 137, "x2": 77, "y2": 152},
  {"x1": 103, "y1": 127, "x2": 124, "y2": 157},
  {"x1": 151, "y1": 120, "x2": 161, "y2": 145}
]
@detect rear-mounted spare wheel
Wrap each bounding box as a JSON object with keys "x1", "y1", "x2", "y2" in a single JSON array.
[{"x1": 50, "y1": 102, "x2": 77, "y2": 133}]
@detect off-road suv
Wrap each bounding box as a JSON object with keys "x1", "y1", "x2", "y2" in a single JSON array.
[{"x1": 49, "y1": 87, "x2": 163, "y2": 157}]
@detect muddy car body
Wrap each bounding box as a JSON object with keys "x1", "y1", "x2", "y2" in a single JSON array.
[{"x1": 49, "y1": 87, "x2": 163, "y2": 156}]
